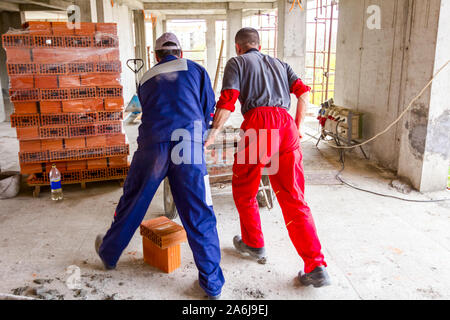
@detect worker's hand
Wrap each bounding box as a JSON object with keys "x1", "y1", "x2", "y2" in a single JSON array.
[
  {"x1": 298, "y1": 126, "x2": 303, "y2": 140},
  {"x1": 204, "y1": 129, "x2": 218, "y2": 149}
]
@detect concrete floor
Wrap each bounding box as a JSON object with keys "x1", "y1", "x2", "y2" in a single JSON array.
[{"x1": 0, "y1": 119, "x2": 449, "y2": 300}]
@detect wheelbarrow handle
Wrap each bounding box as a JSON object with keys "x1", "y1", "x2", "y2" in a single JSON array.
[{"x1": 126, "y1": 59, "x2": 144, "y2": 74}]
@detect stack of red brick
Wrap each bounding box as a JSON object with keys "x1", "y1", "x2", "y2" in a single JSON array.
[{"x1": 2, "y1": 21, "x2": 130, "y2": 185}]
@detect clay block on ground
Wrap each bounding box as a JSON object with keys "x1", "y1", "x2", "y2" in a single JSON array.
[
  {"x1": 142, "y1": 237, "x2": 181, "y2": 274},
  {"x1": 140, "y1": 216, "x2": 187, "y2": 249}
]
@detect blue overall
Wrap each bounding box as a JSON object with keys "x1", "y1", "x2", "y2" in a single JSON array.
[{"x1": 99, "y1": 56, "x2": 224, "y2": 297}]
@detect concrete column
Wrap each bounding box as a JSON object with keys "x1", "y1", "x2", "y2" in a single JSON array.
[
  {"x1": 0, "y1": 11, "x2": 23, "y2": 122},
  {"x1": 226, "y1": 9, "x2": 242, "y2": 61},
  {"x1": 133, "y1": 10, "x2": 148, "y2": 78},
  {"x1": 162, "y1": 19, "x2": 167, "y2": 34},
  {"x1": 73, "y1": 0, "x2": 92, "y2": 22},
  {"x1": 277, "y1": 0, "x2": 307, "y2": 76},
  {"x1": 95, "y1": 0, "x2": 105, "y2": 23},
  {"x1": 151, "y1": 16, "x2": 164, "y2": 64},
  {"x1": 206, "y1": 18, "x2": 216, "y2": 79},
  {"x1": 334, "y1": 0, "x2": 449, "y2": 191},
  {"x1": 397, "y1": 0, "x2": 450, "y2": 191}
]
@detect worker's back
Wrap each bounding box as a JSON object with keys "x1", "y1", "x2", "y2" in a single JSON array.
[
  {"x1": 137, "y1": 55, "x2": 215, "y2": 145},
  {"x1": 221, "y1": 49, "x2": 298, "y2": 115}
]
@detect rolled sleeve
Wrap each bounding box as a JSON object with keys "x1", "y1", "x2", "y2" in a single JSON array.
[
  {"x1": 216, "y1": 89, "x2": 240, "y2": 112},
  {"x1": 290, "y1": 78, "x2": 311, "y2": 98}
]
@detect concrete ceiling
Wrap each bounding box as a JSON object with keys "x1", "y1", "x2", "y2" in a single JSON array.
[
  {"x1": 143, "y1": 1, "x2": 278, "y2": 18},
  {"x1": 0, "y1": 0, "x2": 72, "y2": 12}
]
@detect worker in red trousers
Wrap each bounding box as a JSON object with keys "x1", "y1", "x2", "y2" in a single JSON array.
[{"x1": 205, "y1": 28, "x2": 330, "y2": 287}]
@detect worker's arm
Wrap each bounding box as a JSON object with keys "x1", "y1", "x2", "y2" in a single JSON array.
[
  {"x1": 295, "y1": 91, "x2": 310, "y2": 137},
  {"x1": 205, "y1": 88, "x2": 239, "y2": 148},
  {"x1": 205, "y1": 59, "x2": 240, "y2": 148},
  {"x1": 290, "y1": 78, "x2": 311, "y2": 138}
]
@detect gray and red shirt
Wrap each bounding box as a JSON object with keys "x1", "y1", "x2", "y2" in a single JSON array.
[{"x1": 217, "y1": 48, "x2": 310, "y2": 115}]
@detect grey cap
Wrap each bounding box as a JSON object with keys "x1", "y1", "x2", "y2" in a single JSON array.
[{"x1": 155, "y1": 32, "x2": 181, "y2": 50}]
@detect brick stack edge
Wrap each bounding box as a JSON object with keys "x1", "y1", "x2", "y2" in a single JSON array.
[{"x1": 2, "y1": 21, "x2": 130, "y2": 185}]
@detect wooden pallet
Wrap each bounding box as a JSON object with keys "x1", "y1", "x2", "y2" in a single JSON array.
[{"x1": 30, "y1": 175, "x2": 125, "y2": 197}]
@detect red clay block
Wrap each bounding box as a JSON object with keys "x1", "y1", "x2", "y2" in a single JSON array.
[
  {"x1": 108, "y1": 156, "x2": 127, "y2": 168},
  {"x1": 142, "y1": 237, "x2": 181, "y2": 274},
  {"x1": 59, "y1": 75, "x2": 81, "y2": 88},
  {"x1": 64, "y1": 138, "x2": 86, "y2": 149},
  {"x1": 40, "y1": 101, "x2": 62, "y2": 114},
  {"x1": 86, "y1": 135, "x2": 106, "y2": 147},
  {"x1": 87, "y1": 158, "x2": 108, "y2": 170},
  {"x1": 74, "y1": 22, "x2": 95, "y2": 35},
  {"x1": 14, "y1": 102, "x2": 38, "y2": 114},
  {"x1": 104, "y1": 97, "x2": 123, "y2": 111},
  {"x1": 41, "y1": 139, "x2": 64, "y2": 151},
  {"x1": 51, "y1": 22, "x2": 74, "y2": 35},
  {"x1": 16, "y1": 127, "x2": 39, "y2": 140},
  {"x1": 19, "y1": 140, "x2": 41, "y2": 153},
  {"x1": 81, "y1": 74, "x2": 120, "y2": 86},
  {"x1": 66, "y1": 160, "x2": 87, "y2": 171},
  {"x1": 5, "y1": 48, "x2": 31, "y2": 63},
  {"x1": 35, "y1": 76, "x2": 58, "y2": 89},
  {"x1": 96, "y1": 23, "x2": 117, "y2": 35},
  {"x1": 45, "y1": 162, "x2": 67, "y2": 173},
  {"x1": 106, "y1": 133, "x2": 126, "y2": 145},
  {"x1": 23, "y1": 21, "x2": 52, "y2": 34},
  {"x1": 64, "y1": 98, "x2": 103, "y2": 112},
  {"x1": 20, "y1": 163, "x2": 43, "y2": 174},
  {"x1": 140, "y1": 216, "x2": 187, "y2": 249},
  {"x1": 9, "y1": 76, "x2": 34, "y2": 89}
]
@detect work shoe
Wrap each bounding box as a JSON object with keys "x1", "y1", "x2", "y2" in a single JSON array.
[
  {"x1": 233, "y1": 235, "x2": 267, "y2": 264},
  {"x1": 298, "y1": 266, "x2": 331, "y2": 288},
  {"x1": 95, "y1": 234, "x2": 115, "y2": 270}
]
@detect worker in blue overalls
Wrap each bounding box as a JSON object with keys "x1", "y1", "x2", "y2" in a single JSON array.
[{"x1": 95, "y1": 33, "x2": 224, "y2": 299}]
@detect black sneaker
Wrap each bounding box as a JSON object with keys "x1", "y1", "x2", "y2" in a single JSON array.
[
  {"x1": 298, "y1": 266, "x2": 331, "y2": 287},
  {"x1": 233, "y1": 235, "x2": 267, "y2": 264},
  {"x1": 95, "y1": 234, "x2": 115, "y2": 270}
]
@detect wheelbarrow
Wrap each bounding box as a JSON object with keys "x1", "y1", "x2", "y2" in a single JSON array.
[{"x1": 163, "y1": 127, "x2": 276, "y2": 219}]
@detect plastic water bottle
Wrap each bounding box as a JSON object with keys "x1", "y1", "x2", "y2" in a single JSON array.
[{"x1": 49, "y1": 164, "x2": 63, "y2": 201}]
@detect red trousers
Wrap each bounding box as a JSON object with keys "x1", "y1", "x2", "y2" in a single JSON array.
[{"x1": 232, "y1": 107, "x2": 326, "y2": 273}]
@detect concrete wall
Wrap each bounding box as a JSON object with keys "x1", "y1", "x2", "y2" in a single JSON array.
[
  {"x1": 0, "y1": 12, "x2": 23, "y2": 122},
  {"x1": 334, "y1": 0, "x2": 449, "y2": 191}
]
